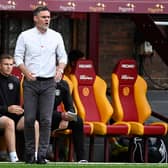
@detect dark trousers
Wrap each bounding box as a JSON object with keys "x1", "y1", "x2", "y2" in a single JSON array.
[
  {"x1": 23, "y1": 79, "x2": 55, "y2": 159},
  {"x1": 51, "y1": 112, "x2": 85, "y2": 161}
]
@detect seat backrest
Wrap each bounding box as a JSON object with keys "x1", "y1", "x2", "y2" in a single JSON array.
[
  {"x1": 111, "y1": 59, "x2": 151, "y2": 123},
  {"x1": 11, "y1": 66, "x2": 24, "y2": 106},
  {"x1": 70, "y1": 59, "x2": 113, "y2": 123},
  {"x1": 11, "y1": 66, "x2": 23, "y2": 81}
]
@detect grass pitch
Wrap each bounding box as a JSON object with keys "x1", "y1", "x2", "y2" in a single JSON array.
[{"x1": 0, "y1": 162, "x2": 167, "y2": 168}]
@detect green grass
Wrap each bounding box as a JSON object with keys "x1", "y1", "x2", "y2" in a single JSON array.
[{"x1": 0, "y1": 162, "x2": 167, "y2": 168}]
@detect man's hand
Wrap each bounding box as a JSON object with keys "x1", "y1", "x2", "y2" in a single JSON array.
[
  {"x1": 18, "y1": 64, "x2": 36, "y2": 81},
  {"x1": 55, "y1": 63, "x2": 66, "y2": 82},
  {"x1": 55, "y1": 69, "x2": 63, "y2": 83},
  {"x1": 8, "y1": 105, "x2": 24, "y2": 115},
  {"x1": 61, "y1": 112, "x2": 76, "y2": 121},
  {"x1": 25, "y1": 72, "x2": 36, "y2": 81},
  {"x1": 58, "y1": 120, "x2": 69, "y2": 129}
]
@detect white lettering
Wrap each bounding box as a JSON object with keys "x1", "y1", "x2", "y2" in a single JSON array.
[
  {"x1": 80, "y1": 75, "x2": 93, "y2": 80},
  {"x1": 121, "y1": 75, "x2": 134, "y2": 80},
  {"x1": 0, "y1": 4, "x2": 15, "y2": 10},
  {"x1": 79, "y1": 64, "x2": 92, "y2": 68},
  {"x1": 59, "y1": 5, "x2": 75, "y2": 11},
  {"x1": 118, "y1": 6, "x2": 134, "y2": 13},
  {"x1": 121, "y1": 64, "x2": 135, "y2": 68}
]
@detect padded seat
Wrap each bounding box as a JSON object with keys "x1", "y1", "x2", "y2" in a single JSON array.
[
  {"x1": 111, "y1": 59, "x2": 167, "y2": 162},
  {"x1": 70, "y1": 59, "x2": 115, "y2": 161}
]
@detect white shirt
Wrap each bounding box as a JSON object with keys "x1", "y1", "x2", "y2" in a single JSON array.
[{"x1": 14, "y1": 27, "x2": 67, "y2": 78}]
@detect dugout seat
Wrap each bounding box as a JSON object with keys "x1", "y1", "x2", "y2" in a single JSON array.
[
  {"x1": 69, "y1": 59, "x2": 130, "y2": 161},
  {"x1": 111, "y1": 59, "x2": 167, "y2": 162}
]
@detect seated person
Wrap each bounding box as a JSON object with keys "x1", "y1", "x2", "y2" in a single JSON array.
[
  {"x1": 64, "y1": 49, "x2": 85, "y2": 76},
  {"x1": 51, "y1": 79, "x2": 87, "y2": 162},
  {"x1": 0, "y1": 54, "x2": 39, "y2": 162}
]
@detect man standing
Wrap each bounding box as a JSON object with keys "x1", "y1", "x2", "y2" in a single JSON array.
[{"x1": 14, "y1": 6, "x2": 67, "y2": 164}]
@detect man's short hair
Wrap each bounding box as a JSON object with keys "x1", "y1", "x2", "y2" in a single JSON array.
[
  {"x1": 33, "y1": 6, "x2": 50, "y2": 16},
  {"x1": 0, "y1": 54, "x2": 13, "y2": 63},
  {"x1": 68, "y1": 49, "x2": 84, "y2": 65}
]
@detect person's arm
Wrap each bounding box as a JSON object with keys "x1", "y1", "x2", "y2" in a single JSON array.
[
  {"x1": 60, "y1": 80, "x2": 75, "y2": 113},
  {"x1": 14, "y1": 34, "x2": 36, "y2": 81},
  {"x1": 56, "y1": 63, "x2": 67, "y2": 74},
  {"x1": 14, "y1": 33, "x2": 25, "y2": 67},
  {"x1": 0, "y1": 105, "x2": 8, "y2": 115},
  {"x1": 55, "y1": 63, "x2": 66, "y2": 82},
  {"x1": 7, "y1": 80, "x2": 24, "y2": 115},
  {"x1": 56, "y1": 33, "x2": 68, "y2": 68},
  {"x1": 55, "y1": 33, "x2": 68, "y2": 82},
  {"x1": 0, "y1": 104, "x2": 23, "y2": 115},
  {"x1": 8, "y1": 105, "x2": 24, "y2": 115}
]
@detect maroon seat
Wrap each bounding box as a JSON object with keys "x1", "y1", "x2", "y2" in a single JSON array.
[
  {"x1": 11, "y1": 66, "x2": 24, "y2": 106},
  {"x1": 11, "y1": 66, "x2": 23, "y2": 81}
]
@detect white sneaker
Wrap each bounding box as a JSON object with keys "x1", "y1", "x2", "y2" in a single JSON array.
[
  {"x1": 9, "y1": 152, "x2": 19, "y2": 162},
  {"x1": 11, "y1": 156, "x2": 19, "y2": 162}
]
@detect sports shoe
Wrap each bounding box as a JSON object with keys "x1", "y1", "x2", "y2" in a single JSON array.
[
  {"x1": 25, "y1": 154, "x2": 36, "y2": 164},
  {"x1": 111, "y1": 143, "x2": 128, "y2": 156},
  {"x1": 36, "y1": 157, "x2": 48, "y2": 164},
  {"x1": 10, "y1": 156, "x2": 19, "y2": 162}
]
